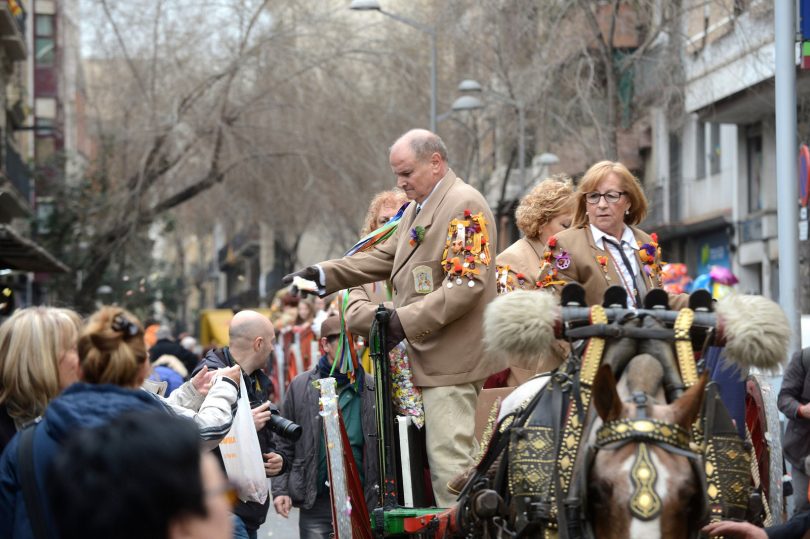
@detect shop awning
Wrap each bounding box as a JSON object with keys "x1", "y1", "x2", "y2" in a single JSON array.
[
  {"x1": 199, "y1": 308, "x2": 273, "y2": 347},
  {"x1": 0, "y1": 224, "x2": 69, "y2": 273}
]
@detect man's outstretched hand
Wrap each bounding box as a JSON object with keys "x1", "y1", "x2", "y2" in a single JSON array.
[
  {"x1": 282, "y1": 266, "x2": 321, "y2": 296},
  {"x1": 282, "y1": 266, "x2": 321, "y2": 297},
  {"x1": 385, "y1": 310, "x2": 406, "y2": 353}
]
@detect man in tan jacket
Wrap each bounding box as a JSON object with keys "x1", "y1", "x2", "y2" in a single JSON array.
[{"x1": 284, "y1": 129, "x2": 503, "y2": 506}]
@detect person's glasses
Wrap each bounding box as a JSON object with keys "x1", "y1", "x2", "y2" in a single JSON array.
[{"x1": 585, "y1": 191, "x2": 625, "y2": 205}]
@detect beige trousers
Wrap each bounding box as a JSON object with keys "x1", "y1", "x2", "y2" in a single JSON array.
[{"x1": 421, "y1": 380, "x2": 482, "y2": 507}]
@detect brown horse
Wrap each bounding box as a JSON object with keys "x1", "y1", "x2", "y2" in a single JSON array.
[{"x1": 589, "y1": 359, "x2": 708, "y2": 539}]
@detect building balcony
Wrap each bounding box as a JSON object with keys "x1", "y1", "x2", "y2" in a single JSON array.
[
  {"x1": 0, "y1": 140, "x2": 32, "y2": 221},
  {"x1": 0, "y1": 0, "x2": 27, "y2": 61}
]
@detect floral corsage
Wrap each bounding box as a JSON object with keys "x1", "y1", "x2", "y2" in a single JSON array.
[
  {"x1": 409, "y1": 226, "x2": 425, "y2": 247},
  {"x1": 638, "y1": 232, "x2": 663, "y2": 276}
]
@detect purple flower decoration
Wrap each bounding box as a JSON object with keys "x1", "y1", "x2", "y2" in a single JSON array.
[
  {"x1": 640, "y1": 243, "x2": 657, "y2": 257},
  {"x1": 554, "y1": 250, "x2": 571, "y2": 270}
]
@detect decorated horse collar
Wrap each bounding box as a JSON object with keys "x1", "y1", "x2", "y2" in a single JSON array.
[{"x1": 595, "y1": 417, "x2": 691, "y2": 453}]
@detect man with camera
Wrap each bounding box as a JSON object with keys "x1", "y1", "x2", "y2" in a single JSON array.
[
  {"x1": 193, "y1": 309, "x2": 293, "y2": 539},
  {"x1": 272, "y1": 315, "x2": 379, "y2": 539}
]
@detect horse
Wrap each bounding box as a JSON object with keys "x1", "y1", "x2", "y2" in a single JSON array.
[
  {"x1": 377, "y1": 286, "x2": 789, "y2": 538},
  {"x1": 588, "y1": 357, "x2": 708, "y2": 539}
]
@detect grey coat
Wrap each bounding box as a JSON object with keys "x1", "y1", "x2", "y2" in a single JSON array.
[
  {"x1": 777, "y1": 348, "x2": 810, "y2": 470},
  {"x1": 271, "y1": 367, "x2": 379, "y2": 511}
]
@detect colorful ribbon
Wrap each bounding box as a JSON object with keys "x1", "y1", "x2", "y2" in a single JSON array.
[
  {"x1": 330, "y1": 290, "x2": 362, "y2": 387},
  {"x1": 344, "y1": 202, "x2": 409, "y2": 256}
]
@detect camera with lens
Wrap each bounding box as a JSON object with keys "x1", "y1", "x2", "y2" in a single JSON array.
[{"x1": 268, "y1": 408, "x2": 302, "y2": 441}]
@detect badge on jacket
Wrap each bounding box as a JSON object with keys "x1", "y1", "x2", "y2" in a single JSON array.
[{"x1": 413, "y1": 265, "x2": 433, "y2": 294}]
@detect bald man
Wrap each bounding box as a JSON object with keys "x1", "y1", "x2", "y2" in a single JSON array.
[
  {"x1": 284, "y1": 129, "x2": 504, "y2": 506},
  {"x1": 193, "y1": 310, "x2": 289, "y2": 539}
]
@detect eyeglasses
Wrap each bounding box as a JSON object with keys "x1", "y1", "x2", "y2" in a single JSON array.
[{"x1": 585, "y1": 191, "x2": 625, "y2": 205}]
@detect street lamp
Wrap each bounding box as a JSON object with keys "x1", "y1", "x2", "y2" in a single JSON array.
[
  {"x1": 534, "y1": 152, "x2": 560, "y2": 184},
  {"x1": 455, "y1": 79, "x2": 526, "y2": 193},
  {"x1": 350, "y1": 0, "x2": 437, "y2": 132}
]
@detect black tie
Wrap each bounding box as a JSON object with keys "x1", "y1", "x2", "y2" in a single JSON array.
[
  {"x1": 603, "y1": 237, "x2": 642, "y2": 307},
  {"x1": 415, "y1": 205, "x2": 421, "y2": 216}
]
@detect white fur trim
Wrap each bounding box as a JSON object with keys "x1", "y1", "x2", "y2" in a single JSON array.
[
  {"x1": 483, "y1": 290, "x2": 558, "y2": 371},
  {"x1": 715, "y1": 294, "x2": 791, "y2": 373},
  {"x1": 154, "y1": 354, "x2": 189, "y2": 378}
]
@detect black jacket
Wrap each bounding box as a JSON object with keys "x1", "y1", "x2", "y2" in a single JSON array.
[
  {"x1": 777, "y1": 348, "x2": 810, "y2": 470},
  {"x1": 271, "y1": 367, "x2": 379, "y2": 512},
  {"x1": 767, "y1": 509, "x2": 810, "y2": 539},
  {"x1": 150, "y1": 338, "x2": 200, "y2": 375},
  {"x1": 194, "y1": 348, "x2": 290, "y2": 531}
]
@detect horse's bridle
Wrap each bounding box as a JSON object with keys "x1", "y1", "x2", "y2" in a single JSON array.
[{"x1": 592, "y1": 392, "x2": 702, "y2": 522}]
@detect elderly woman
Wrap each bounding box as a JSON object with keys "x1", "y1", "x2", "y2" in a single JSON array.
[
  {"x1": 539, "y1": 160, "x2": 686, "y2": 309},
  {"x1": 0, "y1": 307, "x2": 82, "y2": 453},
  {"x1": 496, "y1": 175, "x2": 574, "y2": 293}
]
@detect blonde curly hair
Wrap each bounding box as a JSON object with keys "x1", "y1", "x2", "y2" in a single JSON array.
[
  {"x1": 515, "y1": 175, "x2": 575, "y2": 240},
  {"x1": 361, "y1": 189, "x2": 408, "y2": 236}
]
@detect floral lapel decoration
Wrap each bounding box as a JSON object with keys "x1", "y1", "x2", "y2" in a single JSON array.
[
  {"x1": 441, "y1": 210, "x2": 491, "y2": 289},
  {"x1": 538, "y1": 269, "x2": 566, "y2": 288},
  {"x1": 596, "y1": 255, "x2": 610, "y2": 280},
  {"x1": 536, "y1": 235, "x2": 567, "y2": 288},
  {"x1": 554, "y1": 250, "x2": 571, "y2": 270},
  {"x1": 409, "y1": 225, "x2": 426, "y2": 247},
  {"x1": 496, "y1": 265, "x2": 514, "y2": 294},
  {"x1": 637, "y1": 232, "x2": 665, "y2": 285}
]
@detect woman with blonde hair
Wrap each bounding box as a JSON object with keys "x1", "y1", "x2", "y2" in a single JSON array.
[
  {"x1": 0, "y1": 307, "x2": 82, "y2": 452},
  {"x1": 538, "y1": 160, "x2": 686, "y2": 309},
  {"x1": 496, "y1": 175, "x2": 575, "y2": 293},
  {"x1": 0, "y1": 306, "x2": 241, "y2": 539}
]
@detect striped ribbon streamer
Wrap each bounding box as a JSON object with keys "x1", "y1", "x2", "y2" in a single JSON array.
[{"x1": 344, "y1": 202, "x2": 409, "y2": 256}]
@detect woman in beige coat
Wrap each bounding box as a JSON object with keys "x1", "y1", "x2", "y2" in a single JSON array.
[{"x1": 495, "y1": 175, "x2": 575, "y2": 294}]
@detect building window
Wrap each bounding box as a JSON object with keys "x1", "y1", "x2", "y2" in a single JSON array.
[
  {"x1": 709, "y1": 123, "x2": 721, "y2": 175},
  {"x1": 747, "y1": 124, "x2": 763, "y2": 212},
  {"x1": 35, "y1": 14, "x2": 55, "y2": 66}
]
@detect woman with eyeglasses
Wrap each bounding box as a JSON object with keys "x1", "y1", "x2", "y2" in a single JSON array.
[
  {"x1": 538, "y1": 160, "x2": 687, "y2": 309},
  {"x1": 0, "y1": 306, "x2": 240, "y2": 539}
]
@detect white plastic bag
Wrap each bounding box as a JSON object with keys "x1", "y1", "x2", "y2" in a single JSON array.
[{"x1": 219, "y1": 373, "x2": 268, "y2": 504}]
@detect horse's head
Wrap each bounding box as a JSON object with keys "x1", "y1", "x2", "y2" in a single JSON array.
[{"x1": 588, "y1": 363, "x2": 707, "y2": 539}]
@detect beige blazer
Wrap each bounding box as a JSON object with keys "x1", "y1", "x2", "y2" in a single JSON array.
[
  {"x1": 496, "y1": 237, "x2": 546, "y2": 291},
  {"x1": 345, "y1": 282, "x2": 392, "y2": 339},
  {"x1": 541, "y1": 225, "x2": 688, "y2": 310},
  {"x1": 321, "y1": 170, "x2": 503, "y2": 387}
]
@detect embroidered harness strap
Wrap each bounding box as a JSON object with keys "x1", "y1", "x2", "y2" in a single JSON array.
[
  {"x1": 674, "y1": 308, "x2": 699, "y2": 388},
  {"x1": 595, "y1": 418, "x2": 692, "y2": 456}
]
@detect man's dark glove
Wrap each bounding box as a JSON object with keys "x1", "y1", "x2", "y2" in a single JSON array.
[
  {"x1": 282, "y1": 266, "x2": 321, "y2": 297},
  {"x1": 385, "y1": 310, "x2": 406, "y2": 354}
]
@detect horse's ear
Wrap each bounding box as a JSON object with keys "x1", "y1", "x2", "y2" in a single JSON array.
[
  {"x1": 670, "y1": 371, "x2": 709, "y2": 429},
  {"x1": 593, "y1": 364, "x2": 623, "y2": 422}
]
